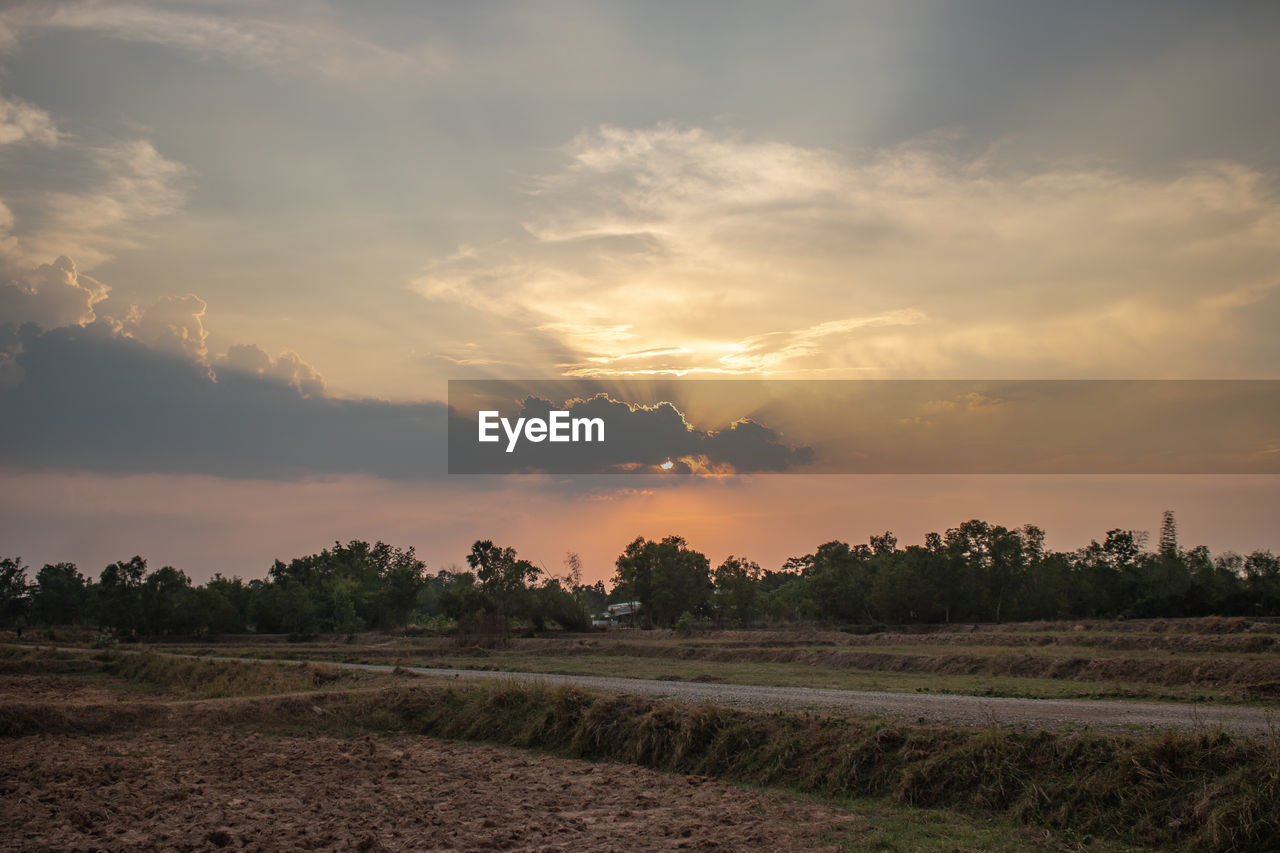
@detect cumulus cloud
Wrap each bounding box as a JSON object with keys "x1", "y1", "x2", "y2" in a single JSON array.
[
  {"x1": 120, "y1": 293, "x2": 208, "y2": 362},
  {"x1": 0, "y1": 254, "x2": 108, "y2": 329},
  {"x1": 219, "y1": 343, "x2": 326, "y2": 398},
  {"x1": 415, "y1": 125, "x2": 1280, "y2": 379},
  {"x1": 0, "y1": 253, "x2": 110, "y2": 387}
]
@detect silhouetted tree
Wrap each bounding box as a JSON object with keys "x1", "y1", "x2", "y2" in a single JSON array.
[
  {"x1": 94, "y1": 556, "x2": 147, "y2": 636},
  {"x1": 713, "y1": 555, "x2": 762, "y2": 626},
  {"x1": 613, "y1": 535, "x2": 711, "y2": 628},
  {"x1": 0, "y1": 557, "x2": 32, "y2": 631},
  {"x1": 467, "y1": 540, "x2": 540, "y2": 617}
]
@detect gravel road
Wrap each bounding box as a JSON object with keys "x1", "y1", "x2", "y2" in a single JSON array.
[
  {"x1": 20, "y1": 646, "x2": 1276, "y2": 735},
  {"x1": 210, "y1": 654, "x2": 1279, "y2": 736}
]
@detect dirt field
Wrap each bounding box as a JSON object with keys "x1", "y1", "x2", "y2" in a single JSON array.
[
  {"x1": 5, "y1": 640, "x2": 1274, "y2": 851},
  {"x1": 1, "y1": 730, "x2": 863, "y2": 852}
]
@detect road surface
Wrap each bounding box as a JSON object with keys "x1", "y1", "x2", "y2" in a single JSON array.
[{"x1": 204, "y1": 653, "x2": 1280, "y2": 736}]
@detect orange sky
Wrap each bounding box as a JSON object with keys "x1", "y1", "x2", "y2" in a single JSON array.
[{"x1": 2, "y1": 468, "x2": 1275, "y2": 585}]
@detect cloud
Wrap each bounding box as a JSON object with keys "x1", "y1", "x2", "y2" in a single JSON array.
[
  {"x1": 0, "y1": 1, "x2": 449, "y2": 81},
  {"x1": 0, "y1": 253, "x2": 330, "y2": 398},
  {"x1": 0, "y1": 83, "x2": 186, "y2": 270},
  {"x1": 0, "y1": 254, "x2": 108, "y2": 329},
  {"x1": 0, "y1": 253, "x2": 110, "y2": 387},
  {"x1": 0, "y1": 90, "x2": 59, "y2": 146},
  {"x1": 9, "y1": 138, "x2": 187, "y2": 268},
  {"x1": 219, "y1": 343, "x2": 326, "y2": 398},
  {"x1": 120, "y1": 293, "x2": 209, "y2": 362},
  {"x1": 0, "y1": 323, "x2": 443, "y2": 479},
  {"x1": 414, "y1": 125, "x2": 1280, "y2": 379}
]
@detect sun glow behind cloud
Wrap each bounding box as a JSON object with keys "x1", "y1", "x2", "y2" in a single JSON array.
[{"x1": 414, "y1": 126, "x2": 1280, "y2": 381}]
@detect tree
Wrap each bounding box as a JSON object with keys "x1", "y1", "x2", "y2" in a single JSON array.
[
  {"x1": 1243, "y1": 551, "x2": 1280, "y2": 616},
  {"x1": 530, "y1": 578, "x2": 589, "y2": 631},
  {"x1": 141, "y1": 566, "x2": 195, "y2": 634},
  {"x1": 1159, "y1": 510, "x2": 1179, "y2": 560},
  {"x1": 378, "y1": 552, "x2": 427, "y2": 629},
  {"x1": 713, "y1": 555, "x2": 761, "y2": 626},
  {"x1": 564, "y1": 552, "x2": 584, "y2": 589},
  {"x1": 613, "y1": 536, "x2": 712, "y2": 628},
  {"x1": 466, "y1": 540, "x2": 540, "y2": 617},
  {"x1": 438, "y1": 569, "x2": 484, "y2": 619},
  {"x1": 95, "y1": 556, "x2": 147, "y2": 636},
  {"x1": 0, "y1": 557, "x2": 33, "y2": 631},
  {"x1": 575, "y1": 580, "x2": 608, "y2": 617},
  {"x1": 33, "y1": 562, "x2": 88, "y2": 627},
  {"x1": 266, "y1": 540, "x2": 426, "y2": 632},
  {"x1": 797, "y1": 541, "x2": 867, "y2": 622},
  {"x1": 203, "y1": 574, "x2": 251, "y2": 633}
]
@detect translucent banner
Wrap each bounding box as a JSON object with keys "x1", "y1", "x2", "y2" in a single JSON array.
[{"x1": 447, "y1": 380, "x2": 1280, "y2": 475}]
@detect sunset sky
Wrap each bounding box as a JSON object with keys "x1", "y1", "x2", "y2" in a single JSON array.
[{"x1": 1, "y1": 1, "x2": 1278, "y2": 583}]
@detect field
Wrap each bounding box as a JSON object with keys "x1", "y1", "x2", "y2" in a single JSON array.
[
  {"x1": 149, "y1": 616, "x2": 1280, "y2": 705},
  {"x1": 3, "y1": 618, "x2": 1280, "y2": 851}
]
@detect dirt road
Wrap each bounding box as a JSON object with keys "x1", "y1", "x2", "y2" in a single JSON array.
[{"x1": 196, "y1": 653, "x2": 1278, "y2": 735}]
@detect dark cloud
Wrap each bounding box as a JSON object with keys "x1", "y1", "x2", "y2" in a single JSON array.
[
  {"x1": 0, "y1": 323, "x2": 446, "y2": 479},
  {"x1": 448, "y1": 390, "x2": 814, "y2": 475},
  {"x1": 0, "y1": 325, "x2": 810, "y2": 482}
]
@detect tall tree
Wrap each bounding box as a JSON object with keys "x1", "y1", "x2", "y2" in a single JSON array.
[
  {"x1": 466, "y1": 540, "x2": 540, "y2": 617},
  {"x1": 95, "y1": 556, "x2": 147, "y2": 636},
  {"x1": 1159, "y1": 510, "x2": 1179, "y2": 560},
  {"x1": 713, "y1": 555, "x2": 762, "y2": 626},
  {"x1": 0, "y1": 557, "x2": 32, "y2": 630},
  {"x1": 613, "y1": 536, "x2": 711, "y2": 628},
  {"x1": 32, "y1": 562, "x2": 87, "y2": 627}
]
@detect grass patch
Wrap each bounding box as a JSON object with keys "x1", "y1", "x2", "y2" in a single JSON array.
[
  {"x1": 398, "y1": 652, "x2": 1241, "y2": 704},
  {"x1": 102, "y1": 649, "x2": 377, "y2": 699},
  {"x1": 137, "y1": 631, "x2": 1280, "y2": 703},
  {"x1": 226, "y1": 680, "x2": 1273, "y2": 852},
  {"x1": 384, "y1": 684, "x2": 1280, "y2": 851},
  {"x1": 787, "y1": 793, "x2": 1130, "y2": 852},
  {"x1": 0, "y1": 645, "x2": 100, "y2": 675}
]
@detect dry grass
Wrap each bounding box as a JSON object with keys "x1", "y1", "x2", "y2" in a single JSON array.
[
  {"x1": 3, "y1": 644, "x2": 1279, "y2": 851},
  {"x1": 102, "y1": 650, "x2": 371, "y2": 699},
  {"x1": 140, "y1": 617, "x2": 1280, "y2": 703}
]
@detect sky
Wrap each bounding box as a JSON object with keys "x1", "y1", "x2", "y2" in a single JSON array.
[{"x1": 1, "y1": 1, "x2": 1278, "y2": 583}]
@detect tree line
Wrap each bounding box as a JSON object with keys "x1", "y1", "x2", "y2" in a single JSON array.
[{"x1": 2, "y1": 512, "x2": 1278, "y2": 637}]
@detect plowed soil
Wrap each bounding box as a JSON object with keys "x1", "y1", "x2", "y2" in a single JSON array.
[{"x1": 1, "y1": 732, "x2": 856, "y2": 852}]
